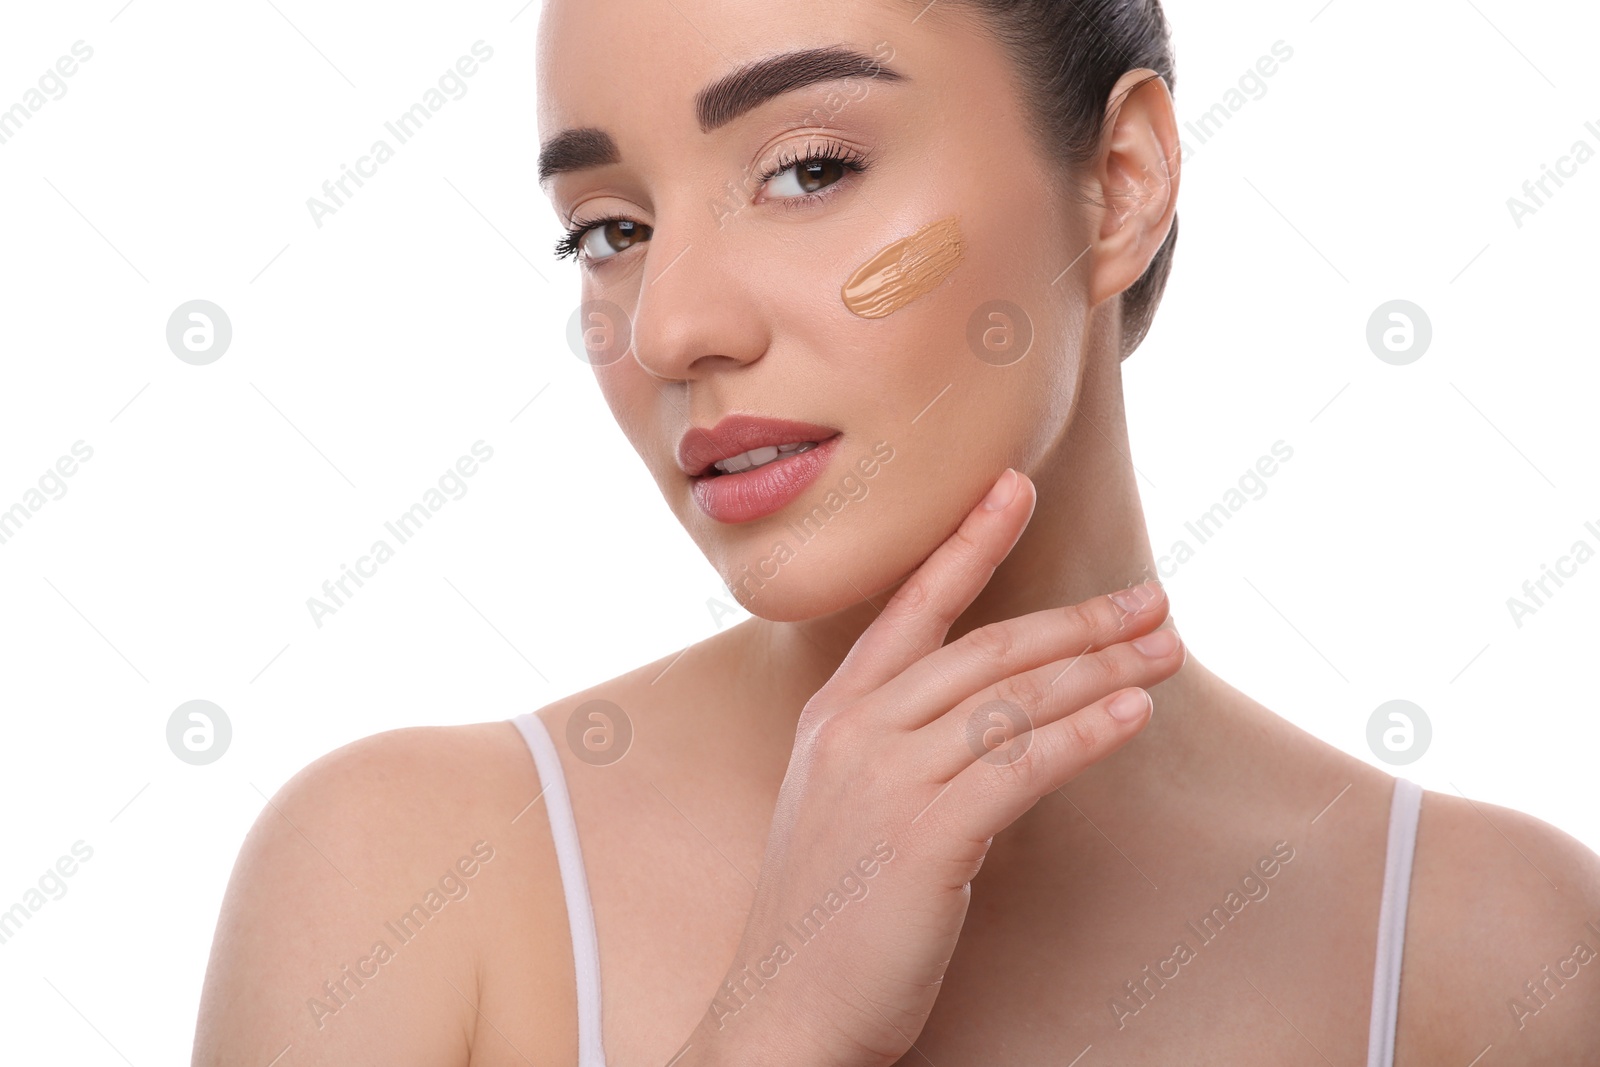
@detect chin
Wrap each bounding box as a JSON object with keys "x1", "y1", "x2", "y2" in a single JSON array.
[
  {"x1": 671, "y1": 440, "x2": 977, "y2": 622},
  {"x1": 725, "y1": 558, "x2": 881, "y2": 623},
  {"x1": 709, "y1": 505, "x2": 943, "y2": 624}
]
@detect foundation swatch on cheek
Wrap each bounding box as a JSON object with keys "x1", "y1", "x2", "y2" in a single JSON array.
[{"x1": 842, "y1": 215, "x2": 965, "y2": 319}]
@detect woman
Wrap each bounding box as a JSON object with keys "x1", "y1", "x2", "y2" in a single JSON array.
[{"x1": 192, "y1": 0, "x2": 1600, "y2": 1063}]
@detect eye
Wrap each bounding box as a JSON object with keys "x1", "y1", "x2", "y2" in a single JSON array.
[
  {"x1": 554, "y1": 215, "x2": 651, "y2": 266},
  {"x1": 758, "y1": 141, "x2": 871, "y2": 202}
]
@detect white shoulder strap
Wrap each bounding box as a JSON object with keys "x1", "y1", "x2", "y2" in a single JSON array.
[
  {"x1": 1365, "y1": 776, "x2": 1423, "y2": 1067},
  {"x1": 513, "y1": 711, "x2": 607, "y2": 1065}
]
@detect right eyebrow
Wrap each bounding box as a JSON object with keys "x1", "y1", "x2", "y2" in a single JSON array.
[
  {"x1": 537, "y1": 44, "x2": 904, "y2": 185},
  {"x1": 537, "y1": 127, "x2": 621, "y2": 186}
]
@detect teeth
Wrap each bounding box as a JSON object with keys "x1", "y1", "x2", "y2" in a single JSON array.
[{"x1": 712, "y1": 441, "x2": 818, "y2": 475}]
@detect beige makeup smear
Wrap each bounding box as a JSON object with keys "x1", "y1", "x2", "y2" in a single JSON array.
[{"x1": 842, "y1": 215, "x2": 964, "y2": 319}]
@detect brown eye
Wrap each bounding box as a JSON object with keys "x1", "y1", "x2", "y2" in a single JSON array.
[
  {"x1": 763, "y1": 144, "x2": 868, "y2": 200},
  {"x1": 767, "y1": 157, "x2": 846, "y2": 199},
  {"x1": 581, "y1": 218, "x2": 652, "y2": 262},
  {"x1": 795, "y1": 158, "x2": 846, "y2": 194}
]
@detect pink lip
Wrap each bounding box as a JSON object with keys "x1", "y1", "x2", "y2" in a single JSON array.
[{"x1": 677, "y1": 415, "x2": 842, "y2": 525}]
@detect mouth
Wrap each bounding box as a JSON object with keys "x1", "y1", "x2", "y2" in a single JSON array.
[
  {"x1": 677, "y1": 415, "x2": 843, "y2": 480},
  {"x1": 677, "y1": 415, "x2": 844, "y2": 524},
  {"x1": 698, "y1": 439, "x2": 828, "y2": 478}
]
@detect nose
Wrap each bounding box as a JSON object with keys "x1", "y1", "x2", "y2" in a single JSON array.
[{"x1": 626, "y1": 222, "x2": 769, "y2": 382}]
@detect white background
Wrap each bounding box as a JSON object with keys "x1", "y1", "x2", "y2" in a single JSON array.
[{"x1": 1, "y1": 0, "x2": 1596, "y2": 1061}]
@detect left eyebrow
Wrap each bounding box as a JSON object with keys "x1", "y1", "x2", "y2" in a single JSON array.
[
  {"x1": 696, "y1": 44, "x2": 906, "y2": 133},
  {"x1": 537, "y1": 44, "x2": 905, "y2": 185}
]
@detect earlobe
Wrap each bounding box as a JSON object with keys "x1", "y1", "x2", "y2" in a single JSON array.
[{"x1": 1087, "y1": 69, "x2": 1181, "y2": 309}]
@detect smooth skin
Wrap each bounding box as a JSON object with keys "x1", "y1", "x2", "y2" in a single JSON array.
[
  {"x1": 673, "y1": 472, "x2": 1183, "y2": 1065},
  {"x1": 192, "y1": 0, "x2": 1600, "y2": 1063}
]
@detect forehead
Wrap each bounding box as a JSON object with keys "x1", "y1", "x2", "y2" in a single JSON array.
[{"x1": 534, "y1": 0, "x2": 978, "y2": 155}]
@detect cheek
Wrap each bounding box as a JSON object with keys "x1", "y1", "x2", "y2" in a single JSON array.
[
  {"x1": 938, "y1": 205, "x2": 1087, "y2": 454},
  {"x1": 594, "y1": 365, "x2": 673, "y2": 481},
  {"x1": 840, "y1": 215, "x2": 965, "y2": 320},
  {"x1": 823, "y1": 202, "x2": 1073, "y2": 452}
]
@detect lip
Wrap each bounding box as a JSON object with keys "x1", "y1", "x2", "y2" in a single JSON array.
[
  {"x1": 678, "y1": 415, "x2": 842, "y2": 525},
  {"x1": 676, "y1": 415, "x2": 842, "y2": 478}
]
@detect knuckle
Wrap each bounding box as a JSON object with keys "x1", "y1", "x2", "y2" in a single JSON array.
[
  {"x1": 796, "y1": 693, "x2": 838, "y2": 734},
  {"x1": 1053, "y1": 646, "x2": 1112, "y2": 699},
  {"x1": 964, "y1": 699, "x2": 1025, "y2": 762},
  {"x1": 993, "y1": 741, "x2": 1042, "y2": 792},
  {"x1": 1060, "y1": 597, "x2": 1106, "y2": 641},
  {"x1": 1088, "y1": 645, "x2": 1134, "y2": 690},
  {"x1": 1056, "y1": 708, "x2": 1102, "y2": 756},
  {"x1": 993, "y1": 669, "x2": 1050, "y2": 718},
  {"x1": 1064, "y1": 644, "x2": 1129, "y2": 700},
  {"x1": 798, "y1": 708, "x2": 858, "y2": 761},
  {"x1": 947, "y1": 520, "x2": 989, "y2": 562},
  {"x1": 889, "y1": 570, "x2": 935, "y2": 621},
  {"x1": 966, "y1": 621, "x2": 1017, "y2": 664}
]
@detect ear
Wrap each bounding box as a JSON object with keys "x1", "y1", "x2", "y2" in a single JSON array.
[{"x1": 1086, "y1": 69, "x2": 1181, "y2": 309}]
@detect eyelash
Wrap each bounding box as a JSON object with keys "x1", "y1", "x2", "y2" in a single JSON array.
[{"x1": 553, "y1": 140, "x2": 872, "y2": 267}]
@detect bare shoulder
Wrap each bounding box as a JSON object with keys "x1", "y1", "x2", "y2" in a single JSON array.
[
  {"x1": 1401, "y1": 787, "x2": 1600, "y2": 1064},
  {"x1": 192, "y1": 720, "x2": 581, "y2": 1067}
]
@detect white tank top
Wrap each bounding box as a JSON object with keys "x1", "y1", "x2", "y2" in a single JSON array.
[{"x1": 512, "y1": 711, "x2": 1424, "y2": 1066}]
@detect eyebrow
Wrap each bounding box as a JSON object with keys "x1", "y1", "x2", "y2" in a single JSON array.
[{"x1": 537, "y1": 45, "x2": 904, "y2": 185}]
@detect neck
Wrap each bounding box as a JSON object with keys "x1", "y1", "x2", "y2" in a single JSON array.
[{"x1": 732, "y1": 343, "x2": 1260, "y2": 839}]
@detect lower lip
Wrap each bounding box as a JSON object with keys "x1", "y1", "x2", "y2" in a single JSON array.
[{"x1": 691, "y1": 436, "x2": 842, "y2": 524}]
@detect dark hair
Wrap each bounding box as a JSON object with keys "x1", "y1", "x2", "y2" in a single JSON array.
[{"x1": 930, "y1": 0, "x2": 1178, "y2": 358}]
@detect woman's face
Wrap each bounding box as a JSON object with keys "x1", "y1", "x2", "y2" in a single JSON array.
[{"x1": 538, "y1": 0, "x2": 1096, "y2": 622}]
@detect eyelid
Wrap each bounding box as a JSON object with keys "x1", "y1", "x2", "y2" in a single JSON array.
[{"x1": 753, "y1": 130, "x2": 868, "y2": 177}]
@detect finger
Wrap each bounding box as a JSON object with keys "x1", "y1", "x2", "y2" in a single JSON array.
[
  {"x1": 876, "y1": 578, "x2": 1169, "y2": 731},
  {"x1": 918, "y1": 621, "x2": 1181, "y2": 780},
  {"x1": 814, "y1": 468, "x2": 1037, "y2": 707},
  {"x1": 928, "y1": 684, "x2": 1156, "y2": 844}
]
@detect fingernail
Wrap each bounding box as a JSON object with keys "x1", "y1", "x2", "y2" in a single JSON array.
[
  {"x1": 1108, "y1": 688, "x2": 1152, "y2": 722},
  {"x1": 1132, "y1": 628, "x2": 1179, "y2": 657},
  {"x1": 983, "y1": 468, "x2": 1019, "y2": 511},
  {"x1": 1111, "y1": 579, "x2": 1163, "y2": 614}
]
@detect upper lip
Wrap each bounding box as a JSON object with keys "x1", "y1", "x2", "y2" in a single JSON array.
[{"x1": 676, "y1": 415, "x2": 841, "y2": 477}]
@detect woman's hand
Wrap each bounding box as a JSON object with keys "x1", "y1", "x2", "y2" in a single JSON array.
[{"x1": 680, "y1": 468, "x2": 1184, "y2": 1066}]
